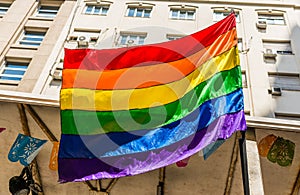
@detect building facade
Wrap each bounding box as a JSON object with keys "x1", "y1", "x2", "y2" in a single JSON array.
[{"x1": 0, "y1": 0, "x2": 299, "y2": 194}]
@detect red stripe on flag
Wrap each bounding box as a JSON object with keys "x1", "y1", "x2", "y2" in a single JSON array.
[{"x1": 64, "y1": 14, "x2": 236, "y2": 71}]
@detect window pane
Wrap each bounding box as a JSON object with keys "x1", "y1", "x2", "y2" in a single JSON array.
[
  {"x1": 20, "y1": 32, "x2": 45, "y2": 46},
  {"x1": 0, "y1": 3, "x2": 10, "y2": 15},
  {"x1": 0, "y1": 76, "x2": 21, "y2": 81},
  {"x1": 128, "y1": 8, "x2": 135, "y2": 17},
  {"x1": 258, "y1": 17, "x2": 266, "y2": 22},
  {"x1": 144, "y1": 9, "x2": 151, "y2": 18},
  {"x1": 167, "y1": 35, "x2": 183, "y2": 41},
  {"x1": 0, "y1": 62, "x2": 28, "y2": 81},
  {"x1": 23, "y1": 36, "x2": 43, "y2": 42},
  {"x1": 179, "y1": 11, "x2": 186, "y2": 19},
  {"x1": 238, "y1": 39, "x2": 243, "y2": 51},
  {"x1": 235, "y1": 14, "x2": 240, "y2": 23},
  {"x1": 40, "y1": 6, "x2": 59, "y2": 12},
  {"x1": 171, "y1": 9, "x2": 195, "y2": 20},
  {"x1": 267, "y1": 19, "x2": 275, "y2": 25},
  {"x1": 274, "y1": 19, "x2": 284, "y2": 25},
  {"x1": 19, "y1": 41, "x2": 40, "y2": 46},
  {"x1": 85, "y1": 5, "x2": 109, "y2": 15},
  {"x1": 171, "y1": 10, "x2": 178, "y2": 18},
  {"x1": 119, "y1": 34, "x2": 146, "y2": 46},
  {"x1": 129, "y1": 35, "x2": 138, "y2": 42},
  {"x1": 38, "y1": 11, "x2": 57, "y2": 17},
  {"x1": 213, "y1": 11, "x2": 240, "y2": 22},
  {"x1": 102, "y1": 7, "x2": 108, "y2": 15},
  {"x1": 138, "y1": 36, "x2": 145, "y2": 45},
  {"x1": 263, "y1": 41, "x2": 292, "y2": 55},
  {"x1": 85, "y1": 5, "x2": 93, "y2": 14},
  {"x1": 258, "y1": 14, "x2": 285, "y2": 25},
  {"x1": 120, "y1": 36, "x2": 127, "y2": 45},
  {"x1": 136, "y1": 8, "x2": 143, "y2": 17},
  {"x1": 37, "y1": 6, "x2": 59, "y2": 18},
  {"x1": 3, "y1": 69, "x2": 25, "y2": 75},
  {"x1": 94, "y1": 6, "x2": 101, "y2": 14},
  {"x1": 187, "y1": 11, "x2": 194, "y2": 19},
  {"x1": 7, "y1": 64, "x2": 27, "y2": 69},
  {"x1": 216, "y1": 12, "x2": 224, "y2": 21}
]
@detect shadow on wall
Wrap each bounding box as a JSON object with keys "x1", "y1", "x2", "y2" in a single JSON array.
[
  {"x1": 258, "y1": 24, "x2": 300, "y2": 195},
  {"x1": 291, "y1": 25, "x2": 300, "y2": 67},
  {"x1": 267, "y1": 24, "x2": 300, "y2": 120}
]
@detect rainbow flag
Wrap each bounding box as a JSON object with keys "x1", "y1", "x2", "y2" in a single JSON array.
[{"x1": 58, "y1": 13, "x2": 247, "y2": 182}]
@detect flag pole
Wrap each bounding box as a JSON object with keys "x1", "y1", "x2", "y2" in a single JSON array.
[
  {"x1": 157, "y1": 167, "x2": 166, "y2": 195},
  {"x1": 239, "y1": 131, "x2": 250, "y2": 195}
]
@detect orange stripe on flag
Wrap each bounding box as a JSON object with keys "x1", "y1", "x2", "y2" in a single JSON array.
[{"x1": 62, "y1": 29, "x2": 237, "y2": 90}]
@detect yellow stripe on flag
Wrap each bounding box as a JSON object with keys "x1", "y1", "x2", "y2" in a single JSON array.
[{"x1": 60, "y1": 47, "x2": 239, "y2": 111}]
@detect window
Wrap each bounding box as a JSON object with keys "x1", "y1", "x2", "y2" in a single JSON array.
[
  {"x1": 263, "y1": 41, "x2": 293, "y2": 55},
  {"x1": 19, "y1": 31, "x2": 46, "y2": 46},
  {"x1": 275, "y1": 113, "x2": 300, "y2": 121},
  {"x1": 119, "y1": 33, "x2": 146, "y2": 46},
  {"x1": 213, "y1": 10, "x2": 240, "y2": 22},
  {"x1": 36, "y1": 6, "x2": 60, "y2": 18},
  {"x1": 67, "y1": 29, "x2": 100, "y2": 48},
  {"x1": 263, "y1": 41, "x2": 293, "y2": 63},
  {"x1": 258, "y1": 13, "x2": 285, "y2": 25},
  {"x1": 238, "y1": 38, "x2": 243, "y2": 52},
  {"x1": 126, "y1": 7, "x2": 152, "y2": 18},
  {"x1": 269, "y1": 73, "x2": 300, "y2": 91},
  {"x1": 84, "y1": 4, "x2": 109, "y2": 15},
  {"x1": 0, "y1": 61, "x2": 29, "y2": 81},
  {"x1": 242, "y1": 71, "x2": 247, "y2": 88},
  {"x1": 0, "y1": 3, "x2": 10, "y2": 15},
  {"x1": 51, "y1": 63, "x2": 63, "y2": 81},
  {"x1": 169, "y1": 9, "x2": 195, "y2": 20},
  {"x1": 166, "y1": 34, "x2": 184, "y2": 41}
]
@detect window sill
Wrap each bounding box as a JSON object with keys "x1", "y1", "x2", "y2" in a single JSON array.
[
  {"x1": 83, "y1": 13, "x2": 108, "y2": 16},
  {"x1": 0, "y1": 80, "x2": 19, "y2": 86},
  {"x1": 28, "y1": 16, "x2": 54, "y2": 21},
  {"x1": 125, "y1": 16, "x2": 151, "y2": 18},
  {"x1": 10, "y1": 44, "x2": 39, "y2": 50},
  {"x1": 169, "y1": 18, "x2": 195, "y2": 21}
]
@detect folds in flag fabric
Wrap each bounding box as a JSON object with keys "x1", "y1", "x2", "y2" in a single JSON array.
[
  {"x1": 58, "y1": 13, "x2": 247, "y2": 182},
  {"x1": 8, "y1": 133, "x2": 47, "y2": 166}
]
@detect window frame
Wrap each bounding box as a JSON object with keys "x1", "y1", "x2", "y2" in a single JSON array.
[
  {"x1": 125, "y1": 6, "x2": 152, "y2": 18},
  {"x1": 263, "y1": 40, "x2": 293, "y2": 55},
  {"x1": 36, "y1": 5, "x2": 60, "y2": 18},
  {"x1": 237, "y1": 38, "x2": 244, "y2": 52},
  {"x1": 19, "y1": 30, "x2": 46, "y2": 47},
  {"x1": 166, "y1": 34, "x2": 184, "y2": 41},
  {"x1": 0, "y1": 61, "x2": 29, "y2": 82},
  {"x1": 83, "y1": 4, "x2": 110, "y2": 15},
  {"x1": 257, "y1": 13, "x2": 285, "y2": 25},
  {"x1": 268, "y1": 72, "x2": 300, "y2": 91},
  {"x1": 67, "y1": 29, "x2": 101, "y2": 45},
  {"x1": 0, "y1": 3, "x2": 10, "y2": 15},
  {"x1": 169, "y1": 8, "x2": 196, "y2": 20},
  {"x1": 241, "y1": 71, "x2": 247, "y2": 88},
  {"x1": 118, "y1": 32, "x2": 147, "y2": 47},
  {"x1": 212, "y1": 10, "x2": 240, "y2": 23}
]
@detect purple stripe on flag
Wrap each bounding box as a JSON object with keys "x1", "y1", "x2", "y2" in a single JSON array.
[{"x1": 58, "y1": 110, "x2": 246, "y2": 182}]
